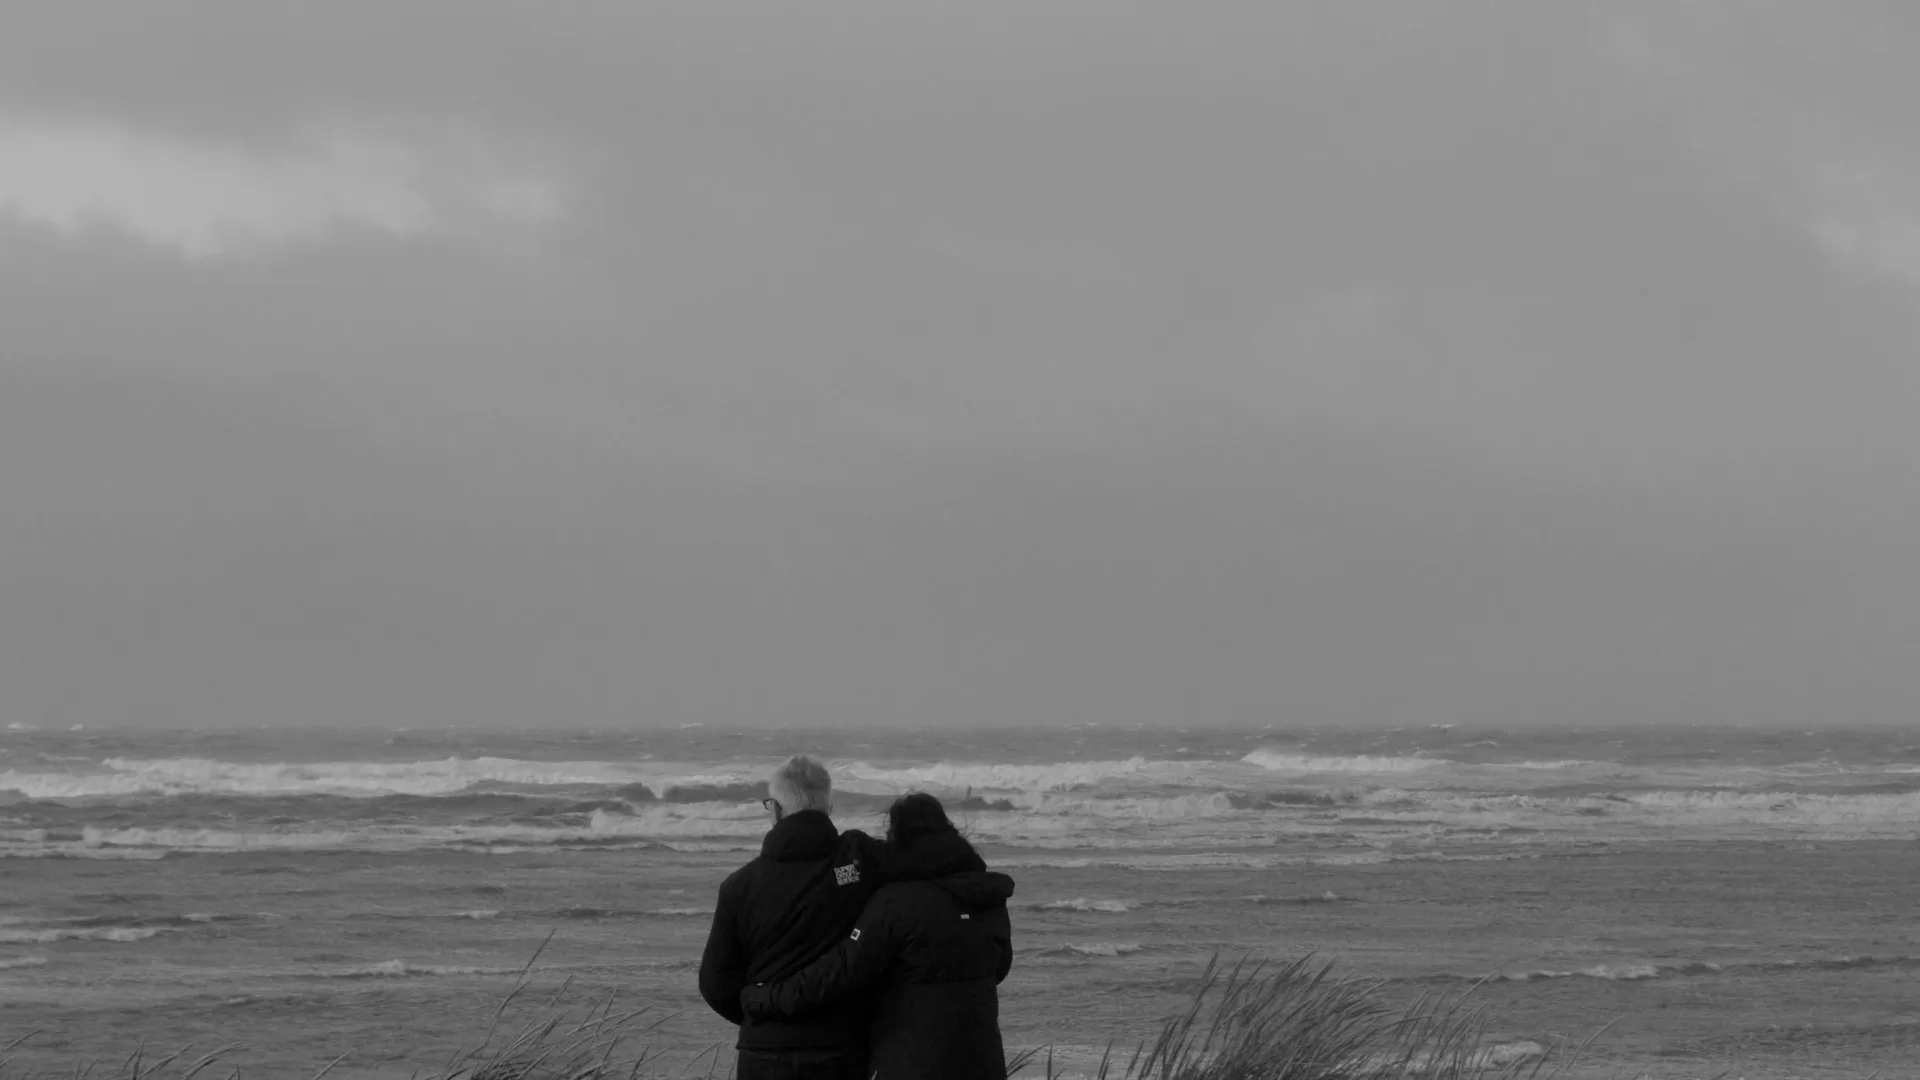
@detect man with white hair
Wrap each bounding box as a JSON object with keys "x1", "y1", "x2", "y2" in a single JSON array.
[{"x1": 699, "y1": 754, "x2": 881, "y2": 1080}]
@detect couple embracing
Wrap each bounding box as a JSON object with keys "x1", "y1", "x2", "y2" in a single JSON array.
[{"x1": 699, "y1": 756, "x2": 1015, "y2": 1080}]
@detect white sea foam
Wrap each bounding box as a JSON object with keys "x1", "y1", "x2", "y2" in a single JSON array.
[
  {"x1": 0, "y1": 756, "x2": 748, "y2": 800},
  {"x1": 1036, "y1": 942, "x2": 1145, "y2": 958},
  {"x1": 1246, "y1": 891, "x2": 1345, "y2": 905},
  {"x1": 999, "y1": 791, "x2": 1242, "y2": 820},
  {"x1": 55, "y1": 799, "x2": 767, "y2": 854},
  {"x1": 452, "y1": 909, "x2": 499, "y2": 920},
  {"x1": 0, "y1": 846, "x2": 170, "y2": 861},
  {"x1": 10, "y1": 740, "x2": 1920, "y2": 859},
  {"x1": 1618, "y1": 788, "x2": 1920, "y2": 831},
  {"x1": 1365, "y1": 1040, "x2": 1544, "y2": 1074},
  {"x1": 835, "y1": 757, "x2": 1154, "y2": 793},
  {"x1": 333, "y1": 960, "x2": 520, "y2": 978},
  {"x1": 1240, "y1": 751, "x2": 1443, "y2": 774},
  {"x1": 1033, "y1": 898, "x2": 1132, "y2": 913},
  {"x1": 0, "y1": 926, "x2": 164, "y2": 943},
  {"x1": 1468, "y1": 962, "x2": 1671, "y2": 983},
  {"x1": 0, "y1": 956, "x2": 48, "y2": 969},
  {"x1": 999, "y1": 852, "x2": 1382, "y2": 872}
]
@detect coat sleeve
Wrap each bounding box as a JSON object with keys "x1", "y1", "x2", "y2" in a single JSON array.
[
  {"x1": 698, "y1": 878, "x2": 747, "y2": 1025},
  {"x1": 988, "y1": 904, "x2": 1013, "y2": 984},
  {"x1": 741, "y1": 893, "x2": 894, "y2": 1020}
]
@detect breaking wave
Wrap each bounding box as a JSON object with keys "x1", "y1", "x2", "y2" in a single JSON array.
[
  {"x1": 1421, "y1": 953, "x2": 1920, "y2": 985},
  {"x1": 10, "y1": 736, "x2": 1920, "y2": 859},
  {"x1": 836, "y1": 758, "x2": 1153, "y2": 793},
  {"x1": 1240, "y1": 751, "x2": 1443, "y2": 774},
  {"x1": 549, "y1": 906, "x2": 712, "y2": 920},
  {"x1": 0, "y1": 757, "x2": 763, "y2": 801},
  {"x1": 1031, "y1": 898, "x2": 1132, "y2": 913},
  {"x1": 0, "y1": 926, "x2": 165, "y2": 943},
  {"x1": 1029, "y1": 942, "x2": 1147, "y2": 959},
  {"x1": 326, "y1": 960, "x2": 522, "y2": 978}
]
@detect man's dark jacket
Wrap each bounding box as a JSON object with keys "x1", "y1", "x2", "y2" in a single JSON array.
[
  {"x1": 740, "y1": 833, "x2": 1015, "y2": 1080},
  {"x1": 699, "y1": 811, "x2": 882, "y2": 1053}
]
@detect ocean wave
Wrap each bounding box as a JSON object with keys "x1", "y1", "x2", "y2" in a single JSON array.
[
  {"x1": 996, "y1": 791, "x2": 1246, "y2": 821},
  {"x1": 326, "y1": 960, "x2": 523, "y2": 978},
  {"x1": 1748, "y1": 954, "x2": 1920, "y2": 975},
  {"x1": 60, "y1": 912, "x2": 241, "y2": 929},
  {"x1": 1621, "y1": 789, "x2": 1920, "y2": 819},
  {"x1": 13, "y1": 743, "x2": 1920, "y2": 857},
  {"x1": 0, "y1": 956, "x2": 48, "y2": 969},
  {"x1": 1240, "y1": 751, "x2": 1443, "y2": 774},
  {"x1": 0, "y1": 926, "x2": 165, "y2": 943},
  {"x1": 1029, "y1": 942, "x2": 1147, "y2": 959},
  {"x1": 550, "y1": 906, "x2": 713, "y2": 920},
  {"x1": 999, "y1": 852, "x2": 1335, "y2": 872},
  {"x1": 49, "y1": 801, "x2": 768, "y2": 854},
  {"x1": 1503, "y1": 963, "x2": 1662, "y2": 982},
  {"x1": 1422, "y1": 953, "x2": 1920, "y2": 985},
  {"x1": 353, "y1": 909, "x2": 508, "y2": 921},
  {"x1": 1360, "y1": 1041, "x2": 1544, "y2": 1075},
  {"x1": 1031, "y1": 898, "x2": 1132, "y2": 913},
  {"x1": 0, "y1": 756, "x2": 758, "y2": 801},
  {"x1": 0, "y1": 847, "x2": 170, "y2": 861},
  {"x1": 836, "y1": 758, "x2": 1155, "y2": 793}
]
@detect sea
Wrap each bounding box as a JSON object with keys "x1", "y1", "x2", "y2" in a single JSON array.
[{"x1": 2, "y1": 723, "x2": 1917, "y2": 1079}]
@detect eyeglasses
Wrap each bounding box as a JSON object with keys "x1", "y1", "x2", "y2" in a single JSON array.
[{"x1": 762, "y1": 798, "x2": 780, "y2": 812}]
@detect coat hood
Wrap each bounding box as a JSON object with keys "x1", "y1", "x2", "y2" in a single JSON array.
[
  {"x1": 882, "y1": 829, "x2": 984, "y2": 880},
  {"x1": 883, "y1": 831, "x2": 1015, "y2": 909},
  {"x1": 758, "y1": 809, "x2": 840, "y2": 862}
]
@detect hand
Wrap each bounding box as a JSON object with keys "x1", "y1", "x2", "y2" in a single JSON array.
[{"x1": 739, "y1": 982, "x2": 776, "y2": 1021}]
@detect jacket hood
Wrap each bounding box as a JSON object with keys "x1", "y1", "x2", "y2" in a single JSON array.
[
  {"x1": 932, "y1": 870, "x2": 1016, "y2": 910},
  {"x1": 882, "y1": 831, "x2": 1015, "y2": 908},
  {"x1": 882, "y1": 829, "x2": 985, "y2": 881},
  {"x1": 759, "y1": 809, "x2": 840, "y2": 862}
]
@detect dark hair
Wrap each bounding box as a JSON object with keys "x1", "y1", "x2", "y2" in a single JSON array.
[{"x1": 886, "y1": 792, "x2": 958, "y2": 849}]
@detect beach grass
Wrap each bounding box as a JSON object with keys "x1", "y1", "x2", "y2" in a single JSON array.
[
  {"x1": 1, "y1": 951, "x2": 1601, "y2": 1080},
  {"x1": 1005, "y1": 953, "x2": 1591, "y2": 1080}
]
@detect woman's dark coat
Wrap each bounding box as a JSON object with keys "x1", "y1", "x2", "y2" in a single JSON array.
[{"x1": 740, "y1": 833, "x2": 1015, "y2": 1080}]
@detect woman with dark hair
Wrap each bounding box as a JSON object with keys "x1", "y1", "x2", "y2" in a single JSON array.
[{"x1": 741, "y1": 793, "x2": 1015, "y2": 1080}]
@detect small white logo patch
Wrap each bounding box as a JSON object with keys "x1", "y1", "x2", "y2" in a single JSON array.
[
  {"x1": 850, "y1": 928, "x2": 862, "y2": 941},
  {"x1": 834, "y1": 864, "x2": 861, "y2": 886}
]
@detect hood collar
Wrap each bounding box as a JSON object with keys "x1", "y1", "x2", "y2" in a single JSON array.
[
  {"x1": 760, "y1": 809, "x2": 840, "y2": 862},
  {"x1": 883, "y1": 830, "x2": 987, "y2": 881}
]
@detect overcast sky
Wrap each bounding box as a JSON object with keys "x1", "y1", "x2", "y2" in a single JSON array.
[{"x1": 2, "y1": 2, "x2": 1916, "y2": 730}]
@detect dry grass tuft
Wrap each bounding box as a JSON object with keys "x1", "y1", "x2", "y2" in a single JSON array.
[
  {"x1": 5, "y1": 949, "x2": 1615, "y2": 1080},
  {"x1": 1010, "y1": 954, "x2": 1606, "y2": 1080}
]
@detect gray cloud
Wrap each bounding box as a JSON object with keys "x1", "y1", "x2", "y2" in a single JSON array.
[{"x1": 2, "y1": 2, "x2": 1917, "y2": 728}]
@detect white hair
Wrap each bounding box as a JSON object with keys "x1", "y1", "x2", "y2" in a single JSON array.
[{"x1": 767, "y1": 754, "x2": 832, "y2": 814}]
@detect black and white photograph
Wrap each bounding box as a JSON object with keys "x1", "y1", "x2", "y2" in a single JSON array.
[{"x1": 3, "y1": 3, "x2": 1918, "y2": 1078}]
